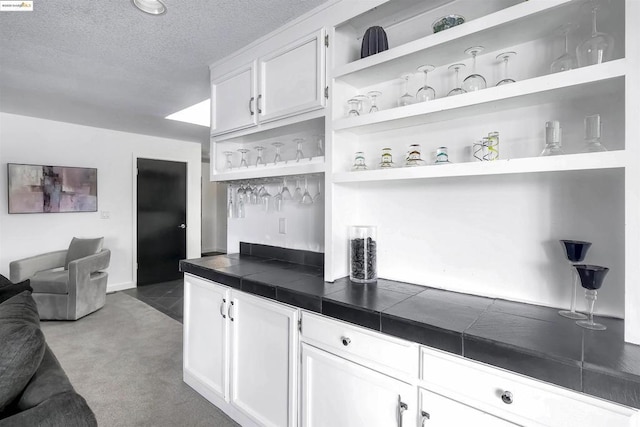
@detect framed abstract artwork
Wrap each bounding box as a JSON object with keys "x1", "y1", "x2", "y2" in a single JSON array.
[{"x1": 7, "y1": 163, "x2": 98, "y2": 214}]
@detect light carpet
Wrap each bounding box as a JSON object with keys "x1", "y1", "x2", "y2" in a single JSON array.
[{"x1": 41, "y1": 292, "x2": 238, "y2": 427}]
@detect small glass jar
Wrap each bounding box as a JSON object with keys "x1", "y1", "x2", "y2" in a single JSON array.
[
  {"x1": 380, "y1": 147, "x2": 395, "y2": 168},
  {"x1": 405, "y1": 144, "x2": 426, "y2": 167},
  {"x1": 349, "y1": 226, "x2": 377, "y2": 283},
  {"x1": 434, "y1": 146, "x2": 451, "y2": 164},
  {"x1": 352, "y1": 151, "x2": 368, "y2": 171},
  {"x1": 540, "y1": 120, "x2": 564, "y2": 156},
  {"x1": 485, "y1": 131, "x2": 499, "y2": 160}
]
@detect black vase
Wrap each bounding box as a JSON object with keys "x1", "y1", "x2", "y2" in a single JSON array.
[{"x1": 361, "y1": 26, "x2": 389, "y2": 59}]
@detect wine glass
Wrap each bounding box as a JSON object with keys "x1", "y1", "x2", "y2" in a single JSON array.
[
  {"x1": 227, "y1": 186, "x2": 234, "y2": 218},
  {"x1": 274, "y1": 181, "x2": 284, "y2": 212},
  {"x1": 354, "y1": 94, "x2": 369, "y2": 114},
  {"x1": 272, "y1": 142, "x2": 284, "y2": 164},
  {"x1": 416, "y1": 65, "x2": 436, "y2": 102},
  {"x1": 551, "y1": 23, "x2": 578, "y2": 73},
  {"x1": 575, "y1": 264, "x2": 609, "y2": 330},
  {"x1": 300, "y1": 176, "x2": 313, "y2": 205},
  {"x1": 397, "y1": 74, "x2": 414, "y2": 107},
  {"x1": 313, "y1": 177, "x2": 322, "y2": 203},
  {"x1": 223, "y1": 151, "x2": 234, "y2": 170},
  {"x1": 281, "y1": 177, "x2": 292, "y2": 201},
  {"x1": 584, "y1": 114, "x2": 607, "y2": 152},
  {"x1": 462, "y1": 46, "x2": 487, "y2": 92},
  {"x1": 238, "y1": 149, "x2": 249, "y2": 168},
  {"x1": 294, "y1": 138, "x2": 305, "y2": 162},
  {"x1": 293, "y1": 178, "x2": 303, "y2": 202},
  {"x1": 496, "y1": 52, "x2": 517, "y2": 86},
  {"x1": 347, "y1": 98, "x2": 360, "y2": 117},
  {"x1": 260, "y1": 183, "x2": 272, "y2": 212},
  {"x1": 315, "y1": 135, "x2": 324, "y2": 157},
  {"x1": 447, "y1": 64, "x2": 467, "y2": 96},
  {"x1": 576, "y1": 0, "x2": 614, "y2": 67},
  {"x1": 558, "y1": 240, "x2": 591, "y2": 320},
  {"x1": 255, "y1": 146, "x2": 265, "y2": 166},
  {"x1": 367, "y1": 91, "x2": 382, "y2": 113}
]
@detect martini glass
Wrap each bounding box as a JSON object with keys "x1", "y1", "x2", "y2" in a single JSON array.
[
  {"x1": 447, "y1": 64, "x2": 467, "y2": 96},
  {"x1": 462, "y1": 46, "x2": 487, "y2": 92},
  {"x1": 558, "y1": 240, "x2": 591, "y2": 320},
  {"x1": 238, "y1": 149, "x2": 249, "y2": 168},
  {"x1": 397, "y1": 74, "x2": 414, "y2": 107},
  {"x1": 551, "y1": 23, "x2": 578, "y2": 73},
  {"x1": 416, "y1": 65, "x2": 436, "y2": 102},
  {"x1": 272, "y1": 142, "x2": 284, "y2": 164},
  {"x1": 576, "y1": 1, "x2": 614, "y2": 67},
  {"x1": 496, "y1": 52, "x2": 517, "y2": 86},
  {"x1": 575, "y1": 264, "x2": 609, "y2": 330},
  {"x1": 367, "y1": 91, "x2": 382, "y2": 113},
  {"x1": 255, "y1": 146, "x2": 265, "y2": 166}
]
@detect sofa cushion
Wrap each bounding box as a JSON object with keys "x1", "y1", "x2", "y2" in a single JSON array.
[
  {"x1": 0, "y1": 274, "x2": 10, "y2": 286},
  {"x1": 30, "y1": 271, "x2": 69, "y2": 295},
  {"x1": 17, "y1": 345, "x2": 74, "y2": 411},
  {"x1": 0, "y1": 280, "x2": 33, "y2": 304},
  {"x1": 65, "y1": 237, "x2": 103, "y2": 270},
  {"x1": 0, "y1": 292, "x2": 46, "y2": 413}
]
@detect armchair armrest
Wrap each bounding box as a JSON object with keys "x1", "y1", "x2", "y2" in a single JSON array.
[
  {"x1": 68, "y1": 250, "x2": 111, "y2": 286},
  {"x1": 9, "y1": 250, "x2": 68, "y2": 283}
]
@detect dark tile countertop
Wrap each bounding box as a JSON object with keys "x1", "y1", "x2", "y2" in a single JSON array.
[{"x1": 180, "y1": 254, "x2": 640, "y2": 409}]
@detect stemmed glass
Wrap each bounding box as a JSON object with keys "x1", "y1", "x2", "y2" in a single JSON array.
[
  {"x1": 575, "y1": 264, "x2": 609, "y2": 330},
  {"x1": 558, "y1": 240, "x2": 591, "y2": 320},
  {"x1": 576, "y1": 0, "x2": 614, "y2": 67},
  {"x1": 462, "y1": 46, "x2": 487, "y2": 92},
  {"x1": 354, "y1": 95, "x2": 369, "y2": 114},
  {"x1": 397, "y1": 74, "x2": 414, "y2": 107},
  {"x1": 223, "y1": 151, "x2": 234, "y2": 170},
  {"x1": 447, "y1": 64, "x2": 467, "y2": 96},
  {"x1": 315, "y1": 135, "x2": 324, "y2": 157},
  {"x1": 238, "y1": 149, "x2": 249, "y2": 168},
  {"x1": 416, "y1": 65, "x2": 436, "y2": 102},
  {"x1": 300, "y1": 176, "x2": 313, "y2": 205},
  {"x1": 293, "y1": 178, "x2": 303, "y2": 202},
  {"x1": 294, "y1": 138, "x2": 305, "y2": 162},
  {"x1": 551, "y1": 23, "x2": 578, "y2": 73},
  {"x1": 227, "y1": 186, "x2": 234, "y2": 218},
  {"x1": 260, "y1": 183, "x2": 272, "y2": 212},
  {"x1": 367, "y1": 91, "x2": 382, "y2": 113},
  {"x1": 347, "y1": 99, "x2": 360, "y2": 117},
  {"x1": 255, "y1": 146, "x2": 265, "y2": 167},
  {"x1": 496, "y1": 52, "x2": 517, "y2": 86},
  {"x1": 281, "y1": 177, "x2": 292, "y2": 201},
  {"x1": 313, "y1": 178, "x2": 322, "y2": 203},
  {"x1": 272, "y1": 142, "x2": 284, "y2": 164},
  {"x1": 274, "y1": 181, "x2": 284, "y2": 212}
]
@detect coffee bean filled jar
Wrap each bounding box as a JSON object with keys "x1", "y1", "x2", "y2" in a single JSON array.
[{"x1": 349, "y1": 226, "x2": 377, "y2": 283}]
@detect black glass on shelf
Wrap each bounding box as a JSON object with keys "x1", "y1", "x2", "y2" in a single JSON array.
[
  {"x1": 575, "y1": 264, "x2": 609, "y2": 330},
  {"x1": 558, "y1": 239, "x2": 592, "y2": 320}
]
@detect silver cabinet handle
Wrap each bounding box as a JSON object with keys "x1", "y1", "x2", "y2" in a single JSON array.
[
  {"x1": 397, "y1": 396, "x2": 408, "y2": 427},
  {"x1": 249, "y1": 96, "x2": 255, "y2": 115},
  {"x1": 501, "y1": 391, "x2": 513, "y2": 404},
  {"x1": 341, "y1": 336, "x2": 351, "y2": 346},
  {"x1": 178, "y1": 224, "x2": 186, "y2": 229},
  {"x1": 257, "y1": 94, "x2": 262, "y2": 114},
  {"x1": 219, "y1": 298, "x2": 226, "y2": 318},
  {"x1": 421, "y1": 410, "x2": 430, "y2": 426},
  {"x1": 228, "y1": 301, "x2": 235, "y2": 321}
]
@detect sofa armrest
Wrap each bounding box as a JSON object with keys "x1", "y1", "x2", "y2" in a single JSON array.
[
  {"x1": 9, "y1": 250, "x2": 68, "y2": 283},
  {"x1": 0, "y1": 391, "x2": 97, "y2": 427}
]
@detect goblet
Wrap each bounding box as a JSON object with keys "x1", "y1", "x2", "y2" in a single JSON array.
[
  {"x1": 447, "y1": 64, "x2": 467, "y2": 97},
  {"x1": 462, "y1": 46, "x2": 486, "y2": 92},
  {"x1": 575, "y1": 264, "x2": 609, "y2": 330},
  {"x1": 576, "y1": 1, "x2": 614, "y2": 67},
  {"x1": 223, "y1": 151, "x2": 234, "y2": 170},
  {"x1": 294, "y1": 138, "x2": 305, "y2": 162},
  {"x1": 397, "y1": 74, "x2": 414, "y2": 107},
  {"x1": 496, "y1": 52, "x2": 517, "y2": 86},
  {"x1": 551, "y1": 23, "x2": 578, "y2": 73},
  {"x1": 300, "y1": 176, "x2": 313, "y2": 205},
  {"x1": 238, "y1": 149, "x2": 249, "y2": 168},
  {"x1": 272, "y1": 141, "x2": 284, "y2": 164},
  {"x1": 347, "y1": 98, "x2": 360, "y2": 117},
  {"x1": 416, "y1": 65, "x2": 436, "y2": 102},
  {"x1": 367, "y1": 91, "x2": 382, "y2": 113},
  {"x1": 255, "y1": 146, "x2": 265, "y2": 166},
  {"x1": 558, "y1": 240, "x2": 591, "y2": 320}
]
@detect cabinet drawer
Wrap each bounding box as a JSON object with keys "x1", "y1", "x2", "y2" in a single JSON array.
[
  {"x1": 420, "y1": 347, "x2": 638, "y2": 427},
  {"x1": 301, "y1": 311, "x2": 418, "y2": 378}
]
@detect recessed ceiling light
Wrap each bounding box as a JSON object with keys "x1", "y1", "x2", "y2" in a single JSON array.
[
  {"x1": 132, "y1": 0, "x2": 166, "y2": 15},
  {"x1": 165, "y1": 99, "x2": 211, "y2": 127}
]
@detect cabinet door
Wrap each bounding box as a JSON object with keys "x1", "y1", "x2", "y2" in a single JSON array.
[
  {"x1": 183, "y1": 274, "x2": 229, "y2": 400},
  {"x1": 229, "y1": 292, "x2": 298, "y2": 427},
  {"x1": 258, "y1": 28, "x2": 326, "y2": 123},
  {"x1": 419, "y1": 388, "x2": 519, "y2": 427},
  {"x1": 211, "y1": 61, "x2": 257, "y2": 135},
  {"x1": 301, "y1": 343, "x2": 415, "y2": 427}
]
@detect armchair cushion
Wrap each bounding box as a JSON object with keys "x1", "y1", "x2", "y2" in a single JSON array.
[
  {"x1": 65, "y1": 238, "x2": 103, "y2": 270},
  {"x1": 0, "y1": 292, "x2": 46, "y2": 413},
  {"x1": 30, "y1": 271, "x2": 69, "y2": 295},
  {"x1": 0, "y1": 279, "x2": 33, "y2": 304}
]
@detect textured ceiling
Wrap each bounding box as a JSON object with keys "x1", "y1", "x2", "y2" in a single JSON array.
[{"x1": 0, "y1": 0, "x2": 327, "y2": 147}]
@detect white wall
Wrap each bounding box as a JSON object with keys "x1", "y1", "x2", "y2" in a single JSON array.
[
  {"x1": 0, "y1": 113, "x2": 202, "y2": 292},
  {"x1": 201, "y1": 161, "x2": 227, "y2": 253}
]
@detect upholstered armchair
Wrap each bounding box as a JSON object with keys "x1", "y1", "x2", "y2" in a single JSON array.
[{"x1": 9, "y1": 237, "x2": 111, "y2": 320}]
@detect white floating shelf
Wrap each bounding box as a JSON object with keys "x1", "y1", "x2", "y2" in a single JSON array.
[
  {"x1": 332, "y1": 151, "x2": 626, "y2": 183},
  {"x1": 333, "y1": 60, "x2": 626, "y2": 134},
  {"x1": 211, "y1": 157, "x2": 325, "y2": 182},
  {"x1": 333, "y1": 0, "x2": 574, "y2": 87}
]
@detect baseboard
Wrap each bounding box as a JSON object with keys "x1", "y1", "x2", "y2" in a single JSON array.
[
  {"x1": 107, "y1": 282, "x2": 135, "y2": 293},
  {"x1": 202, "y1": 247, "x2": 226, "y2": 254}
]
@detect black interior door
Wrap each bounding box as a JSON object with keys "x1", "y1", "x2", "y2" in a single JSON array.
[{"x1": 136, "y1": 158, "x2": 187, "y2": 286}]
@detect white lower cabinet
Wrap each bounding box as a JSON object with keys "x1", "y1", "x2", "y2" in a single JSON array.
[
  {"x1": 300, "y1": 343, "x2": 415, "y2": 427},
  {"x1": 183, "y1": 274, "x2": 298, "y2": 427}
]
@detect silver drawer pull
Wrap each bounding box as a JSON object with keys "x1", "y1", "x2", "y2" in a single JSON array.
[
  {"x1": 220, "y1": 298, "x2": 226, "y2": 318},
  {"x1": 501, "y1": 391, "x2": 513, "y2": 404},
  {"x1": 421, "y1": 410, "x2": 430, "y2": 425},
  {"x1": 341, "y1": 336, "x2": 351, "y2": 346},
  {"x1": 397, "y1": 396, "x2": 408, "y2": 427}
]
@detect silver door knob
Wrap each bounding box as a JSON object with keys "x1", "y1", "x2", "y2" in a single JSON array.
[
  {"x1": 501, "y1": 391, "x2": 513, "y2": 404},
  {"x1": 341, "y1": 337, "x2": 351, "y2": 346},
  {"x1": 178, "y1": 224, "x2": 186, "y2": 229}
]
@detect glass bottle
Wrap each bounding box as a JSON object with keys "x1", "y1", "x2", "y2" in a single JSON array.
[
  {"x1": 352, "y1": 152, "x2": 368, "y2": 171},
  {"x1": 349, "y1": 225, "x2": 377, "y2": 284},
  {"x1": 405, "y1": 144, "x2": 426, "y2": 167},
  {"x1": 584, "y1": 114, "x2": 607, "y2": 152},
  {"x1": 379, "y1": 147, "x2": 395, "y2": 168},
  {"x1": 434, "y1": 147, "x2": 451, "y2": 164},
  {"x1": 540, "y1": 121, "x2": 565, "y2": 156}
]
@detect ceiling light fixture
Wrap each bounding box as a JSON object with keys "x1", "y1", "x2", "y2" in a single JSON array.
[{"x1": 132, "y1": 0, "x2": 166, "y2": 15}]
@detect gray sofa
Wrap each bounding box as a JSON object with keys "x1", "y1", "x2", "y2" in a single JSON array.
[{"x1": 0, "y1": 282, "x2": 97, "y2": 426}]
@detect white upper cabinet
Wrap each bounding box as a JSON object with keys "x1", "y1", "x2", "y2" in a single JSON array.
[{"x1": 211, "y1": 62, "x2": 257, "y2": 135}]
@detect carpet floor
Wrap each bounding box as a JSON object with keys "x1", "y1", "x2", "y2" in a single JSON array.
[{"x1": 41, "y1": 292, "x2": 239, "y2": 427}]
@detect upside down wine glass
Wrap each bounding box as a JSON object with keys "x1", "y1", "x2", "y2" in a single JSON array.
[
  {"x1": 559, "y1": 240, "x2": 591, "y2": 320},
  {"x1": 575, "y1": 264, "x2": 609, "y2": 330},
  {"x1": 496, "y1": 52, "x2": 517, "y2": 86},
  {"x1": 447, "y1": 64, "x2": 466, "y2": 97},
  {"x1": 416, "y1": 65, "x2": 436, "y2": 102},
  {"x1": 397, "y1": 74, "x2": 414, "y2": 107},
  {"x1": 462, "y1": 46, "x2": 487, "y2": 92},
  {"x1": 576, "y1": 0, "x2": 614, "y2": 67},
  {"x1": 272, "y1": 142, "x2": 284, "y2": 164},
  {"x1": 551, "y1": 23, "x2": 578, "y2": 73}
]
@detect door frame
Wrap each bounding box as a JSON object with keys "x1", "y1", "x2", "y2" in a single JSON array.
[{"x1": 132, "y1": 153, "x2": 198, "y2": 287}]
